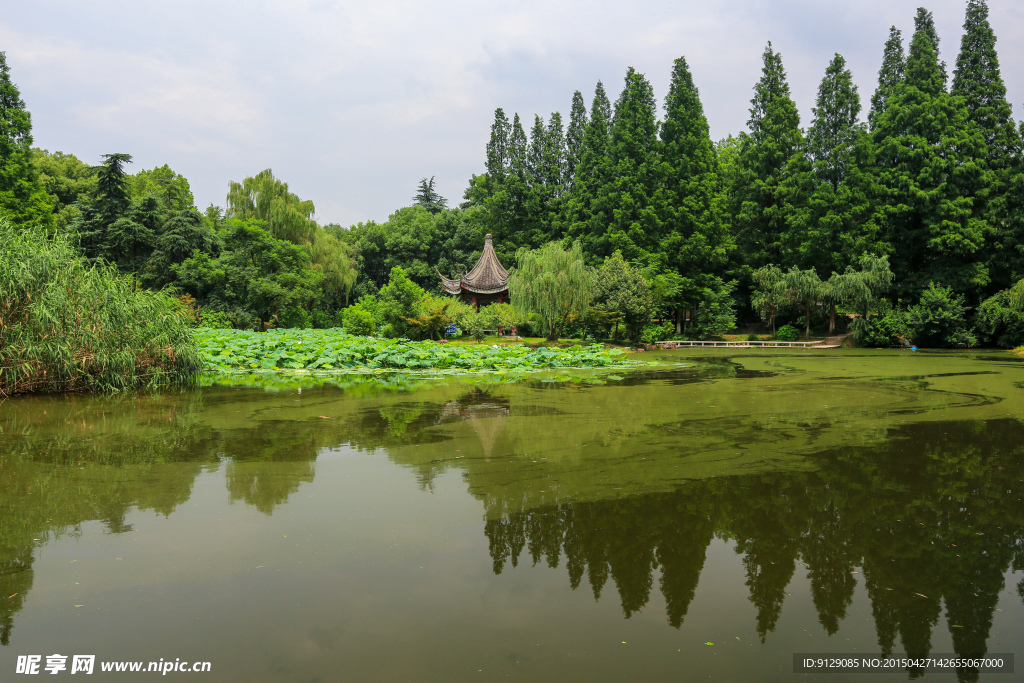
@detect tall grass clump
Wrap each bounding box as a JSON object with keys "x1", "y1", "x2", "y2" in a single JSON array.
[{"x1": 0, "y1": 219, "x2": 202, "y2": 395}]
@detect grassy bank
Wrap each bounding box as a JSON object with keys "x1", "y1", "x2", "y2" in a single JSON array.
[
  {"x1": 195, "y1": 327, "x2": 629, "y2": 373},
  {"x1": 0, "y1": 220, "x2": 202, "y2": 396}
]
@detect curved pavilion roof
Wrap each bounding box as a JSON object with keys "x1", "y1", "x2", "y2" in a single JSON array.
[{"x1": 439, "y1": 234, "x2": 509, "y2": 295}]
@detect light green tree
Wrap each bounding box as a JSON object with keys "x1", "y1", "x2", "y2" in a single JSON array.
[
  {"x1": 509, "y1": 241, "x2": 594, "y2": 341},
  {"x1": 226, "y1": 169, "x2": 317, "y2": 244}
]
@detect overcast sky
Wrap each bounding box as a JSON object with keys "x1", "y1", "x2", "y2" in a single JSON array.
[{"x1": 2, "y1": 1, "x2": 1021, "y2": 226}]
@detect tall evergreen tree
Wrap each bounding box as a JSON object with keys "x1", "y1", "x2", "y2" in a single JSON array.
[
  {"x1": 0, "y1": 51, "x2": 52, "y2": 227},
  {"x1": 869, "y1": 28, "x2": 906, "y2": 131},
  {"x1": 914, "y1": 7, "x2": 947, "y2": 87},
  {"x1": 807, "y1": 54, "x2": 862, "y2": 190},
  {"x1": 605, "y1": 68, "x2": 664, "y2": 262},
  {"x1": 542, "y1": 112, "x2": 566, "y2": 195},
  {"x1": 872, "y1": 27, "x2": 992, "y2": 300},
  {"x1": 731, "y1": 43, "x2": 804, "y2": 270},
  {"x1": 659, "y1": 56, "x2": 732, "y2": 326},
  {"x1": 563, "y1": 81, "x2": 613, "y2": 258},
  {"x1": 951, "y1": 0, "x2": 1018, "y2": 168},
  {"x1": 485, "y1": 108, "x2": 511, "y2": 187},
  {"x1": 565, "y1": 91, "x2": 587, "y2": 190},
  {"x1": 783, "y1": 54, "x2": 876, "y2": 279},
  {"x1": 952, "y1": 0, "x2": 1019, "y2": 290}
]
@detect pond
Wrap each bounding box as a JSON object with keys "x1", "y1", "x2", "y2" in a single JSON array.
[{"x1": 1, "y1": 349, "x2": 1022, "y2": 681}]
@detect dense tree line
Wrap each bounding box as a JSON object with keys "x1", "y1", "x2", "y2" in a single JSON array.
[{"x1": 2, "y1": 2, "x2": 1024, "y2": 346}]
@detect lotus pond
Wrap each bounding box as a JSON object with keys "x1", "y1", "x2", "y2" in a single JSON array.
[
  {"x1": 194, "y1": 328, "x2": 630, "y2": 373},
  {"x1": 1, "y1": 348, "x2": 1023, "y2": 681}
]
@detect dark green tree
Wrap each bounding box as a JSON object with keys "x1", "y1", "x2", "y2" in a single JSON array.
[
  {"x1": 563, "y1": 81, "x2": 613, "y2": 258},
  {"x1": 565, "y1": 91, "x2": 587, "y2": 189},
  {"x1": 485, "y1": 108, "x2": 511, "y2": 188},
  {"x1": 0, "y1": 52, "x2": 52, "y2": 228},
  {"x1": 782, "y1": 54, "x2": 876, "y2": 279},
  {"x1": 952, "y1": 0, "x2": 1018, "y2": 166},
  {"x1": 658, "y1": 56, "x2": 733, "y2": 329},
  {"x1": 871, "y1": 27, "x2": 993, "y2": 300},
  {"x1": 951, "y1": 0, "x2": 1020, "y2": 292},
  {"x1": 605, "y1": 67, "x2": 664, "y2": 262},
  {"x1": 914, "y1": 7, "x2": 947, "y2": 86},
  {"x1": 869, "y1": 28, "x2": 906, "y2": 131},
  {"x1": 413, "y1": 176, "x2": 447, "y2": 214},
  {"x1": 731, "y1": 43, "x2": 804, "y2": 270}
]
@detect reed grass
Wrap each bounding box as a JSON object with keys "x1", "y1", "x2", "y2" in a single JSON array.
[{"x1": 0, "y1": 219, "x2": 202, "y2": 396}]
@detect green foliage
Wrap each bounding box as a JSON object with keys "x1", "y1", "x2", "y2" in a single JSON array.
[
  {"x1": 0, "y1": 219, "x2": 201, "y2": 395},
  {"x1": 341, "y1": 302, "x2": 377, "y2": 336},
  {"x1": 976, "y1": 287, "x2": 1024, "y2": 348},
  {"x1": 751, "y1": 264, "x2": 789, "y2": 333},
  {"x1": 127, "y1": 164, "x2": 195, "y2": 214},
  {"x1": 851, "y1": 309, "x2": 909, "y2": 348},
  {"x1": 194, "y1": 328, "x2": 629, "y2": 373},
  {"x1": 593, "y1": 251, "x2": 654, "y2": 341},
  {"x1": 774, "y1": 324, "x2": 799, "y2": 341},
  {"x1": 173, "y1": 219, "x2": 321, "y2": 328},
  {"x1": 0, "y1": 52, "x2": 53, "y2": 229},
  {"x1": 732, "y1": 43, "x2": 804, "y2": 270},
  {"x1": 509, "y1": 240, "x2": 594, "y2": 341},
  {"x1": 907, "y1": 283, "x2": 977, "y2": 348},
  {"x1": 869, "y1": 27, "x2": 905, "y2": 131},
  {"x1": 690, "y1": 281, "x2": 738, "y2": 337},
  {"x1": 376, "y1": 266, "x2": 428, "y2": 337},
  {"x1": 33, "y1": 149, "x2": 96, "y2": 230},
  {"x1": 226, "y1": 169, "x2": 317, "y2": 244},
  {"x1": 640, "y1": 322, "x2": 673, "y2": 345},
  {"x1": 413, "y1": 176, "x2": 447, "y2": 214},
  {"x1": 872, "y1": 26, "x2": 993, "y2": 300}
]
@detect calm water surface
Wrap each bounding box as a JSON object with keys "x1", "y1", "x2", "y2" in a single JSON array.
[{"x1": 1, "y1": 349, "x2": 1023, "y2": 681}]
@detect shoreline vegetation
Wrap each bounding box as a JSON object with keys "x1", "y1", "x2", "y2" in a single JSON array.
[
  {"x1": 0, "y1": 221, "x2": 201, "y2": 396},
  {"x1": 4, "y1": 3, "x2": 1024, "y2": 394}
]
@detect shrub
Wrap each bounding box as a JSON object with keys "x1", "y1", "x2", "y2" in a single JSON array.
[
  {"x1": 775, "y1": 324, "x2": 800, "y2": 341},
  {"x1": 0, "y1": 220, "x2": 202, "y2": 395},
  {"x1": 851, "y1": 310, "x2": 909, "y2": 347},
  {"x1": 746, "y1": 333, "x2": 759, "y2": 342},
  {"x1": 640, "y1": 322, "x2": 674, "y2": 345},
  {"x1": 976, "y1": 289, "x2": 1024, "y2": 348},
  {"x1": 342, "y1": 306, "x2": 376, "y2": 336},
  {"x1": 906, "y1": 283, "x2": 976, "y2": 348}
]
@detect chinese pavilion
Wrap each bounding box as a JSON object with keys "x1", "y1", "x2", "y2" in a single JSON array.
[{"x1": 438, "y1": 234, "x2": 509, "y2": 309}]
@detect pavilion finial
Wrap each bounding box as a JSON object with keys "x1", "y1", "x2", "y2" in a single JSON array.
[{"x1": 485, "y1": 233, "x2": 493, "y2": 245}]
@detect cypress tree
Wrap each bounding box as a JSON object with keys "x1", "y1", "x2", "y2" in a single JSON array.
[
  {"x1": 509, "y1": 114, "x2": 528, "y2": 180},
  {"x1": 951, "y1": 0, "x2": 1018, "y2": 167},
  {"x1": 563, "y1": 81, "x2": 613, "y2": 258},
  {"x1": 872, "y1": 27, "x2": 992, "y2": 300},
  {"x1": 542, "y1": 112, "x2": 566, "y2": 196},
  {"x1": 732, "y1": 43, "x2": 804, "y2": 270},
  {"x1": 783, "y1": 54, "x2": 876, "y2": 304},
  {"x1": 869, "y1": 28, "x2": 905, "y2": 132},
  {"x1": 485, "y1": 108, "x2": 511, "y2": 187},
  {"x1": 565, "y1": 91, "x2": 587, "y2": 189},
  {"x1": 605, "y1": 67, "x2": 663, "y2": 261},
  {"x1": 807, "y1": 54, "x2": 861, "y2": 190},
  {"x1": 952, "y1": 0, "x2": 1019, "y2": 290},
  {"x1": 526, "y1": 114, "x2": 546, "y2": 188},
  {"x1": 913, "y1": 7, "x2": 947, "y2": 87},
  {"x1": 0, "y1": 51, "x2": 52, "y2": 228},
  {"x1": 659, "y1": 56, "x2": 731, "y2": 321}
]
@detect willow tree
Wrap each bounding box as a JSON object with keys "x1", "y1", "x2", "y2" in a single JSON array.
[
  {"x1": 226, "y1": 169, "x2": 317, "y2": 244},
  {"x1": 784, "y1": 266, "x2": 825, "y2": 338},
  {"x1": 508, "y1": 240, "x2": 594, "y2": 341},
  {"x1": 310, "y1": 232, "x2": 357, "y2": 307}
]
